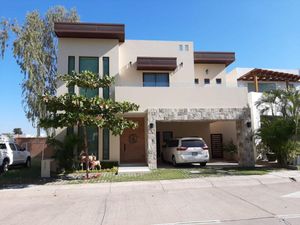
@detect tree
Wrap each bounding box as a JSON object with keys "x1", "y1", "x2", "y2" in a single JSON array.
[
  {"x1": 0, "y1": 6, "x2": 79, "y2": 136},
  {"x1": 13, "y1": 128, "x2": 23, "y2": 135},
  {"x1": 39, "y1": 71, "x2": 139, "y2": 177},
  {"x1": 256, "y1": 88, "x2": 300, "y2": 166}
]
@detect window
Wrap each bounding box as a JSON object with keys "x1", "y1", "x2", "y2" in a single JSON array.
[
  {"x1": 216, "y1": 78, "x2": 222, "y2": 84},
  {"x1": 103, "y1": 57, "x2": 110, "y2": 99},
  {"x1": 9, "y1": 143, "x2": 16, "y2": 151},
  {"x1": 79, "y1": 57, "x2": 99, "y2": 98},
  {"x1": 185, "y1": 45, "x2": 189, "y2": 51},
  {"x1": 204, "y1": 78, "x2": 210, "y2": 84},
  {"x1": 247, "y1": 83, "x2": 276, "y2": 92},
  {"x1": 78, "y1": 126, "x2": 99, "y2": 158},
  {"x1": 194, "y1": 78, "x2": 199, "y2": 84},
  {"x1": 0, "y1": 143, "x2": 6, "y2": 150},
  {"x1": 143, "y1": 73, "x2": 169, "y2": 87},
  {"x1": 103, "y1": 128, "x2": 110, "y2": 160},
  {"x1": 68, "y1": 56, "x2": 75, "y2": 94},
  {"x1": 179, "y1": 44, "x2": 183, "y2": 51}
]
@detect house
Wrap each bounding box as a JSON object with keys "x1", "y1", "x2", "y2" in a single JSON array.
[
  {"x1": 54, "y1": 22, "x2": 255, "y2": 169},
  {"x1": 227, "y1": 68, "x2": 300, "y2": 131}
]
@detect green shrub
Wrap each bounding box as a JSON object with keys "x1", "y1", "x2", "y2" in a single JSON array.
[
  {"x1": 47, "y1": 134, "x2": 82, "y2": 171},
  {"x1": 100, "y1": 161, "x2": 118, "y2": 169}
]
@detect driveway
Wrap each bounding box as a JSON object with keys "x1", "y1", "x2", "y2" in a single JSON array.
[{"x1": 1, "y1": 171, "x2": 300, "y2": 225}]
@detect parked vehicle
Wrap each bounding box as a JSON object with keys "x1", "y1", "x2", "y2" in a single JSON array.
[
  {"x1": 0, "y1": 139, "x2": 31, "y2": 173},
  {"x1": 161, "y1": 137, "x2": 209, "y2": 166}
]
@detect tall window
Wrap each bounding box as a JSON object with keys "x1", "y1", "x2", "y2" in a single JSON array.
[
  {"x1": 67, "y1": 56, "x2": 75, "y2": 94},
  {"x1": 79, "y1": 57, "x2": 99, "y2": 98},
  {"x1": 102, "y1": 57, "x2": 110, "y2": 160},
  {"x1": 78, "y1": 57, "x2": 99, "y2": 158},
  {"x1": 143, "y1": 73, "x2": 169, "y2": 87}
]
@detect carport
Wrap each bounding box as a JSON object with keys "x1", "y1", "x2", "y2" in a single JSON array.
[
  {"x1": 156, "y1": 120, "x2": 238, "y2": 163},
  {"x1": 145, "y1": 108, "x2": 254, "y2": 169}
]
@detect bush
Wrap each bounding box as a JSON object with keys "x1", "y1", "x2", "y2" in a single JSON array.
[
  {"x1": 100, "y1": 161, "x2": 119, "y2": 169},
  {"x1": 47, "y1": 134, "x2": 82, "y2": 171},
  {"x1": 257, "y1": 117, "x2": 295, "y2": 166}
]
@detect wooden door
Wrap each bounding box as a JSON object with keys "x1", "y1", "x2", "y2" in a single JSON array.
[
  {"x1": 120, "y1": 117, "x2": 146, "y2": 163},
  {"x1": 211, "y1": 134, "x2": 223, "y2": 158}
]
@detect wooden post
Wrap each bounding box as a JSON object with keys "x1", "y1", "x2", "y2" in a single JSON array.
[
  {"x1": 286, "y1": 80, "x2": 289, "y2": 90},
  {"x1": 254, "y1": 75, "x2": 259, "y2": 92}
]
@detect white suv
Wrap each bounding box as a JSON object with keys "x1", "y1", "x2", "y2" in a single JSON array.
[
  {"x1": 161, "y1": 137, "x2": 209, "y2": 167},
  {"x1": 0, "y1": 141, "x2": 31, "y2": 173}
]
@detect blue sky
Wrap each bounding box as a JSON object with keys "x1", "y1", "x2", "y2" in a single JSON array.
[{"x1": 0, "y1": 0, "x2": 300, "y2": 135}]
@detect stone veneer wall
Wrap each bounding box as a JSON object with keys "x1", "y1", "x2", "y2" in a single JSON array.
[{"x1": 146, "y1": 108, "x2": 254, "y2": 169}]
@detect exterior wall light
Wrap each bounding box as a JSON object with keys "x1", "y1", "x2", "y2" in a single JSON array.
[
  {"x1": 246, "y1": 121, "x2": 251, "y2": 128},
  {"x1": 180, "y1": 62, "x2": 183, "y2": 67},
  {"x1": 205, "y1": 69, "x2": 209, "y2": 74},
  {"x1": 149, "y1": 123, "x2": 154, "y2": 129}
]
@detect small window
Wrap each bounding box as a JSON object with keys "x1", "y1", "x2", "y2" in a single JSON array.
[
  {"x1": 9, "y1": 143, "x2": 16, "y2": 151},
  {"x1": 216, "y1": 78, "x2": 222, "y2": 84},
  {"x1": 185, "y1": 45, "x2": 189, "y2": 51},
  {"x1": 179, "y1": 45, "x2": 183, "y2": 51},
  {"x1": 204, "y1": 78, "x2": 210, "y2": 84},
  {"x1": 0, "y1": 143, "x2": 6, "y2": 150},
  {"x1": 194, "y1": 78, "x2": 199, "y2": 84}
]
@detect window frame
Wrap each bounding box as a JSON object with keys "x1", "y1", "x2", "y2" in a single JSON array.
[
  {"x1": 143, "y1": 73, "x2": 169, "y2": 87},
  {"x1": 216, "y1": 78, "x2": 222, "y2": 84},
  {"x1": 204, "y1": 78, "x2": 210, "y2": 85}
]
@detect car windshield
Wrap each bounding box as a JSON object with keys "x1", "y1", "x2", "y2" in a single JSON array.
[
  {"x1": 0, "y1": 143, "x2": 6, "y2": 150},
  {"x1": 181, "y1": 139, "x2": 205, "y2": 148}
]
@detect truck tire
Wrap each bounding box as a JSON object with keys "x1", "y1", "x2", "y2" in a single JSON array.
[
  {"x1": 1, "y1": 159, "x2": 9, "y2": 173},
  {"x1": 25, "y1": 157, "x2": 31, "y2": 168}
]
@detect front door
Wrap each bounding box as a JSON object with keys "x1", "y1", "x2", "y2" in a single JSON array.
[
  {"x1": 120, "y1": 117, "x2": 146, "y2": 163},
  {"x1": 211, "y1": 134, "x2": 223, "y2": 158}
]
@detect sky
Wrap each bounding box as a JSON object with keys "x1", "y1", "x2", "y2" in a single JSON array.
[{"x1": 0, "y1": 0, "x2": 300, "y2": 135}]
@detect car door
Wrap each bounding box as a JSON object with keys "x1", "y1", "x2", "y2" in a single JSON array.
[
  {"x1": 16, "y1": 144, "x2": 26, "y2": 163},
  {"x1": 9, "y1": 143, "x2": 20, "y2": 164}
]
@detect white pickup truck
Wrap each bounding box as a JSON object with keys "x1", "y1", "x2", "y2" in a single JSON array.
[{"x1": 0, "y1": 140, "x2": 31, "y2": 173}]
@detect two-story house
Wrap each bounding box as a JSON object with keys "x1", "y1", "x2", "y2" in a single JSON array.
[{"x1": 54, "y1": 22, "x2": 254, "y2": 169}]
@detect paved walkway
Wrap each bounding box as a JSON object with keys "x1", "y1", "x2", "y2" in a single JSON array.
[{"x1": 1, "y1": 171, "x2": 300, "y2": 225}]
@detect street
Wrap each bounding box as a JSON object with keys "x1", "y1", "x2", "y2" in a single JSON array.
[{"x1": 1, "y1": 171, "x2": 300, "y2": 225}]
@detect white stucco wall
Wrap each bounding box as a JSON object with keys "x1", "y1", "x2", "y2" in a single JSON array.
[
  {"x1": 194, "y1": 64, "x2": 227, "y2": 87},
  {"x1": 118, "y1": 40, "x2": 195, "y2": 87},
  {"x1": 57, "y1": 38, "x2": 120, "y2": 97}
]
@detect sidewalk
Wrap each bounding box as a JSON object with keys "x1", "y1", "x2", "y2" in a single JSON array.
[{"x1": 1, "y1": 170, "x2": 299, "y2": 192}]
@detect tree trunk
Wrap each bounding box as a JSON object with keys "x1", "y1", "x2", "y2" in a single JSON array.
[{"x1": 82, "y1": 126, "x2": 89, "y2": 178}]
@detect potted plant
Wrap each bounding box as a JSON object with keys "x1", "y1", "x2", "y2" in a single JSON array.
[{"x1": 223, "y1": 140, "x2": 237, "y2": 161}]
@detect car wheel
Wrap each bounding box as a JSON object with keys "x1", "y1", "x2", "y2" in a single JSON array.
[
  {"x1": 172, "y1": 156, "x2": 177, "y2": 167},
  {"x1": 1, "y1": 160, "x2": 9, "y2": 173},
  {"x1": 200, "y1": 162, "x2": 207, "y2": 167},
  {"x1": 25, "y1": 158, "x2": 31, "y2": 168}
]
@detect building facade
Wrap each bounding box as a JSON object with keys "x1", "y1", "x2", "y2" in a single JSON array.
[{"x1": 54, "y1": 22, "x2": 255, "y2": 169}]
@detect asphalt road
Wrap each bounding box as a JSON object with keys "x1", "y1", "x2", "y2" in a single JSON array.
[{"x1": 1, "y1": 171, "x2": 300, "y2": 225}]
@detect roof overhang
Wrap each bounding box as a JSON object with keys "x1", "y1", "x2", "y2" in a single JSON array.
[
  {"x1": 237, "y1": 69, "x2": 300, "y2": 82},
  {"x1": 136, "y1": 57, "x2": 177, "y2": 71},
  {"x1": 54, "y1": 22, "x2": 125, "y2": 42},
  {"x1": 194, "y1": 51, "x2": 235, "y2": 66}
]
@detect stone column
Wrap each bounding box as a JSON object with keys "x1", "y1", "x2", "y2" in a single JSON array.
[
  {"x1": 236, "y1": 116, "x2": 255, "y2": 167},
  {"x1": 147, "y1": 110, "x2": 157, "y2": 169}
]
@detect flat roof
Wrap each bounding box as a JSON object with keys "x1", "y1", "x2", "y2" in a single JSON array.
[
  {"x1": 194, "y1": 51, "x2": 235, "y2": 66},
  {"x1": 54, "y1": 22, "x2": 125, "y2": 42}
]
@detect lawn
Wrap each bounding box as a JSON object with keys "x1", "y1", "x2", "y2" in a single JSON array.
[{"x1": 0, "y1": 162, "x2": 277, "y2": 187}]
